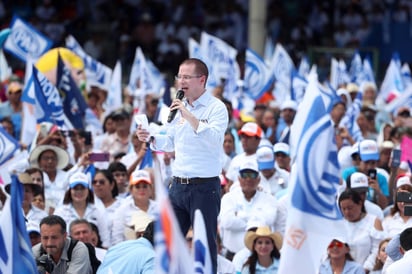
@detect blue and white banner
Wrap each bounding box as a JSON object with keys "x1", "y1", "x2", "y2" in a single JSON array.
[
  {"x1": 66, "y1": 35, "x2": 112, "y2": 91},
  {"x1": 349, "y1": 52, "x2": 363, "y2": 86},
  {"x1": 362, "y1": 56, "x2": 376, "y2": 86},
  {"x1": 200, "y1": 32, "x2": 239, "y2": 99},
  {"x1": 31, "y1": 65, "x2": 67, "y2": 127},
  {"x1": 0, "y1": 175, "x2": 38, "y2": 273},
  {"x1": 280, "y1": 74, "x2": 345, "y2": 274},
  {"x1": 193, "y1": 209, "x2": 212, "y2": 274},
  {"x1": 378, "y1": 53, "x2": 405, "y2": 103},
  {"x1": 270, "y1": 43, "x2": 295, "y2": 103},
  {"x1": 291, "y1": 70, "x2": 308, "y2": 104},
  {"x1": 188, "y1": 38, "x2": 202, "y2": 60},
  {"x1": 329, "y1": 58, "x2": 350, "y2": 90},
  {"x1": 3, "y1": 15, "x2": 53, "y2": 62},
  {"x1": 0, "y1": 50, "x2": 12, "y2": 82},
  {"x1": 0, "y1": 126, "x2": 20, "y2": 166},
  {"x1": 244, "y1": 48, "x2": 274, "y2": 100},
  {"x1": 128, "y1": 47, "x2": 142, "y2": 95},
  {"x1": 401, "y1": 63, "x2": 412, "y2": 89},
  {"x1": 339, "y1": 92, "x2": 363, "y2": 142},
  {"x1": 57, "y1": 53, "x2": 88, "y2": 129},
  {"x1": 297, "y1": 56, "x2": 310, "y2": 78},
  {"x1": 263, "y1": 36, "x2": 274, "y2": 66},
  {"x1": 106, "y1": 60, "x2": 123, "y2": 114}
]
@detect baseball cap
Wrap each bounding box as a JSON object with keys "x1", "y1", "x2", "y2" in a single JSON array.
[
  {"x1": 358, "y1": 140, "x2": 379, "y2": 161},
  {"x1": 273, "y1": 142, "x2": 290, "y2": 156},
  {"x1": 396, "y1": 176, "x2": 412, "y2": 188},
  {"x1": 349, "y1": 172, "x2": 369, "y2": 192},
  {"x1": 238, "y1": 122, "x2": 263, "y2": 138},
  {"x1": 69, "y1": 172, "x2": 90, "y2": 189},
  {"x1": 130, "y1": 170, "x2": 152, "y2": 186},
  {"x1": 239, "y1": 160, "x2": 259, "y2": 174},
  {"x1": 256, "y1": 146, "x2": 275, "y2": 171},
  {"x1": 280, "y1": 100, "x2": 298, "y2": 111}
]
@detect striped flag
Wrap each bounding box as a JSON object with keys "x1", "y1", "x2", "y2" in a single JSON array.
[
  {"x1": 244, "y1": 48, "x2": 274, "y2": 100},
  {"x1": 0, "y1": 126, "x2": 20, "y2": 166},
  {"x1": 193, "y1": 209, "x2": 212, "y2": 274},
  {"x1": 0, "y1": 175, "x2": 38, "y2": 273},
  {"x1": 154, "y1": 177, "x2": 193, "y2": 273},
  {"x1": 280, "y1": 74, "x2": 345, "y2": 273}
]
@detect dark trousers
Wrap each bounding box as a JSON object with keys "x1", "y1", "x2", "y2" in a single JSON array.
[{"x1": 169, "y1": 177, "x2": 221, "y2": 274}]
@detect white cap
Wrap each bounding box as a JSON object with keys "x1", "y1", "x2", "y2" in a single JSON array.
[
  {"x1": 239, "y1": 160, "x2": 259, "y2": 173},
  {"x1": 256, "y1": 146, "x2": 275, "y2": 171},
  {"x1": 280, "y1": 100, "x2": 298, "y2": 111},
  {"x1": 273, "y1": 142, "x2": 290, "y2": 155},
  {"x1": 69, "y1": 172, "x2": 89, "y2": 189},
  {"x1": 359, "y1": 140, "x2": 379, "y2": 161},
  {"x1": 349, "y1": 172, "x2": 369, "y2": 191},
  {"x1": 396, "y1": 176, "x2": 412, "y2": 188}
]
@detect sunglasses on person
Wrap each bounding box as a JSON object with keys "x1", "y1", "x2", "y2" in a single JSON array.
[
  {"x1": 239, "y1": 171, "x2": 259, "y2": 179},
  {"x1": 328, "y1": 241, "x2": 345, "y2": 249},
  {"x1": 92, "y1": 179, "x2": 106, "y2": 185}
]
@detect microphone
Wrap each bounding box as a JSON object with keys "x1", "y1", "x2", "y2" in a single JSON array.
[{"x1": 167, "y1": 89, "x2": 185, "y2": 123}]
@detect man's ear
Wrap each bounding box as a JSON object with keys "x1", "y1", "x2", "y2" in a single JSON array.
[{"x1": 400, "y1": 246, "x2": 405, "y2": 255}]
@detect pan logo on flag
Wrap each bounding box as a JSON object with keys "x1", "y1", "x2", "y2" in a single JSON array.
[
  {"x1": 11, "y1": 26, "x2": 40, "y2": 55},
  {"x1": 292, "y1": 114, "x2": 341, "y2": 220}
]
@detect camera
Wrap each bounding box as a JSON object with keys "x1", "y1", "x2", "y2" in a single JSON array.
[
  {"x1": 59, "y1": 130, "x2": 75, "y2": 138},
  {"x1": 36, "y1": 254, "x2": 54, "y2": 274},
  {"x1": 397, "y1": 192, "x2": 412, "y2": 216}
]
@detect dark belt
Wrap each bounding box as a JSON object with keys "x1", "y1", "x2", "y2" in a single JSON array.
[{"x1": 173, "y1": 176, "x2": 218, "y2": 185}]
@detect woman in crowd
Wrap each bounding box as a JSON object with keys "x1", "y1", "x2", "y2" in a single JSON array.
[
  {"x1": 111, "y1": 169, "x2": 158, "y2": 245},
  {"x1": 383, "y1": 175, "x2": 412, "y2": 237},
  {"x1": 54, "y1": 172, "x2": 110, "y2": 248},
  {"x1": 338, "y1": 189, "x2": 385, "y2": 272},
  {"x1": 241, "y1": 226, "x2": 282, "y2": 274},
  {"x1": 370, "y1": 238, "x2": 390, "y2": 274},
  {"x1": 318, "y1": 237, "x2": 365, "y2": 274},
  {"x1": 29, "y1": 144, "x2": 70, "y2": 213},
  {"x1": 92, "y1": 169, "x2": 122, "y2": 246}
]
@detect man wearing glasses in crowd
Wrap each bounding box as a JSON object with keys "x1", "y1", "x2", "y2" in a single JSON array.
[{"x1": 137, "y1": 58, "x2": 228, "y2": 273}]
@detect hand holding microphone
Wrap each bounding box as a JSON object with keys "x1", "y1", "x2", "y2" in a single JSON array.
[{"x1": 167, "y1": 89, "x2": 185, "y2": 123}]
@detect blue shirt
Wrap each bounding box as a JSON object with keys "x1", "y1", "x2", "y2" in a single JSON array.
[
  {"x1": 341, "y1": 167, "x2": 389, "y2": 197},
  {"x1": 153, "y1": 91, "x2": 228, "y2": 178},
  {"x1": 97, "y1": 238, "x2": 154, "y2": 274},
  {"x1": 240, "y1": 258, "x2": 279, "y2": 274}
]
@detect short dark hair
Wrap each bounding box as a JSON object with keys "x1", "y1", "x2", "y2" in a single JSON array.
[
  {"x1": 338, "y1": 189, "x2": 366, "y2": 213},
  {"x1": 108, "y1": 162, "x2": 127, "y2": 173},
  {"x1": 40, "y1": 215, "x2": 67, "y2": 234},
  {"x1": 94, "y1": 169, "x2": 119, "y2": 198},
  {"x1": 69, "y1": 219, "x2": 92, "y2": 234},
  {"x1": 63, "y1": 186, "x2": 94, "y2": 204},
  {"x1": 181, "y1": 58, "x2": 209, "y2": 83},
  {"x1": 143, "y1": 221, "x2": 155, "y2": 246},
  {"x1": 400, "y1": 227, "x2": 412, "y2": 251}
]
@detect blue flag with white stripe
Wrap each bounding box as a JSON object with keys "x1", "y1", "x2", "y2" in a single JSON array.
[
  {"x1": 3, "y1": 15, "x2": 53, "y2": 62},
  {"x1": 193, "y1": 209, "x2": 212, "y2": 274},
  {"x1": 0, "y1": 126, "x2": 20, "y2": 166},
  {"x1": 279, "y1": 74, "x2": 345, "y2": 274},
  {"x1": 139, "y1": 147, "x2": 153, "y2": 170},
  {"x1": 31, "y1": 65, "x2": 66, "y2": 127},
  {"x1": 244, "y1": 48, "x2": 274, "y2": 100},
  {"x1": 0, "y1": 175, "x2": 37, "y2": 273},
  {"x1": 291, "y1": 70, "x2": 308, "y2": 104}
]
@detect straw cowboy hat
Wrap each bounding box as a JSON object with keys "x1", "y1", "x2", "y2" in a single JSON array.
[
  {"x1": 29, "y1": 145, "x2": 70, "y2": 170},
  {"x1": 244, "y1": 226, "x2": 283, "y2": 251},
  {"x1": 5, "y1": 172, "x2": 42, "y2": 194}
]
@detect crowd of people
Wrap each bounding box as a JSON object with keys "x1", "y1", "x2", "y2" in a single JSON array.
[{"x1": 0, "y1": 53, "x2": 412, "y2": 273}]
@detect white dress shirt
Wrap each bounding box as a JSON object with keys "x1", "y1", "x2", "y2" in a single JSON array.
[
  {"x1": 152, "y1": 91, "x2": 228, "y2": 178},
  {"x1": 383, "y1": 212, "x2": 412, "y2": 237},
  {"x1": 386, "y1": 249, "x2": 412, "y2": 274},
  {"x1": 111, "y1": 198, "x2": 158, "y2": 245},
  {"x1": 219, "y1": 188, "x2": 278, "y2": 253}
]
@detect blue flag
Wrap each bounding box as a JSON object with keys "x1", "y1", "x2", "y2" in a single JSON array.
[
  {"x1": 56, "y1": 52, "x2": 88, "y2": 129},
  {"x1": 139, "y1": 147, "x2": 153, "y2": 169},
  {"x1": 244, "y1": 48, "x2": 274, "y2": 100},
  {"x1": 0, "y1": 126, "x2": 20, "y2": 166},
  {"x1": 3, "y1": 15, "x2": 52, "y2": 62},
  {"x1": 31, "y1": 65, "x2": 66, "y2": 127},
  {"x1": 0, "y1": 175, "x2": 38, "y2": 273}
]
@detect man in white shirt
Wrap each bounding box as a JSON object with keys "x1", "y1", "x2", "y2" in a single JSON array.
[
  {"x1": 387, "y1": 227, "x2": 412, "y2": 274},
  {"x1": 219, "y1": 160, "x2": 279, "y2": 260}
]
